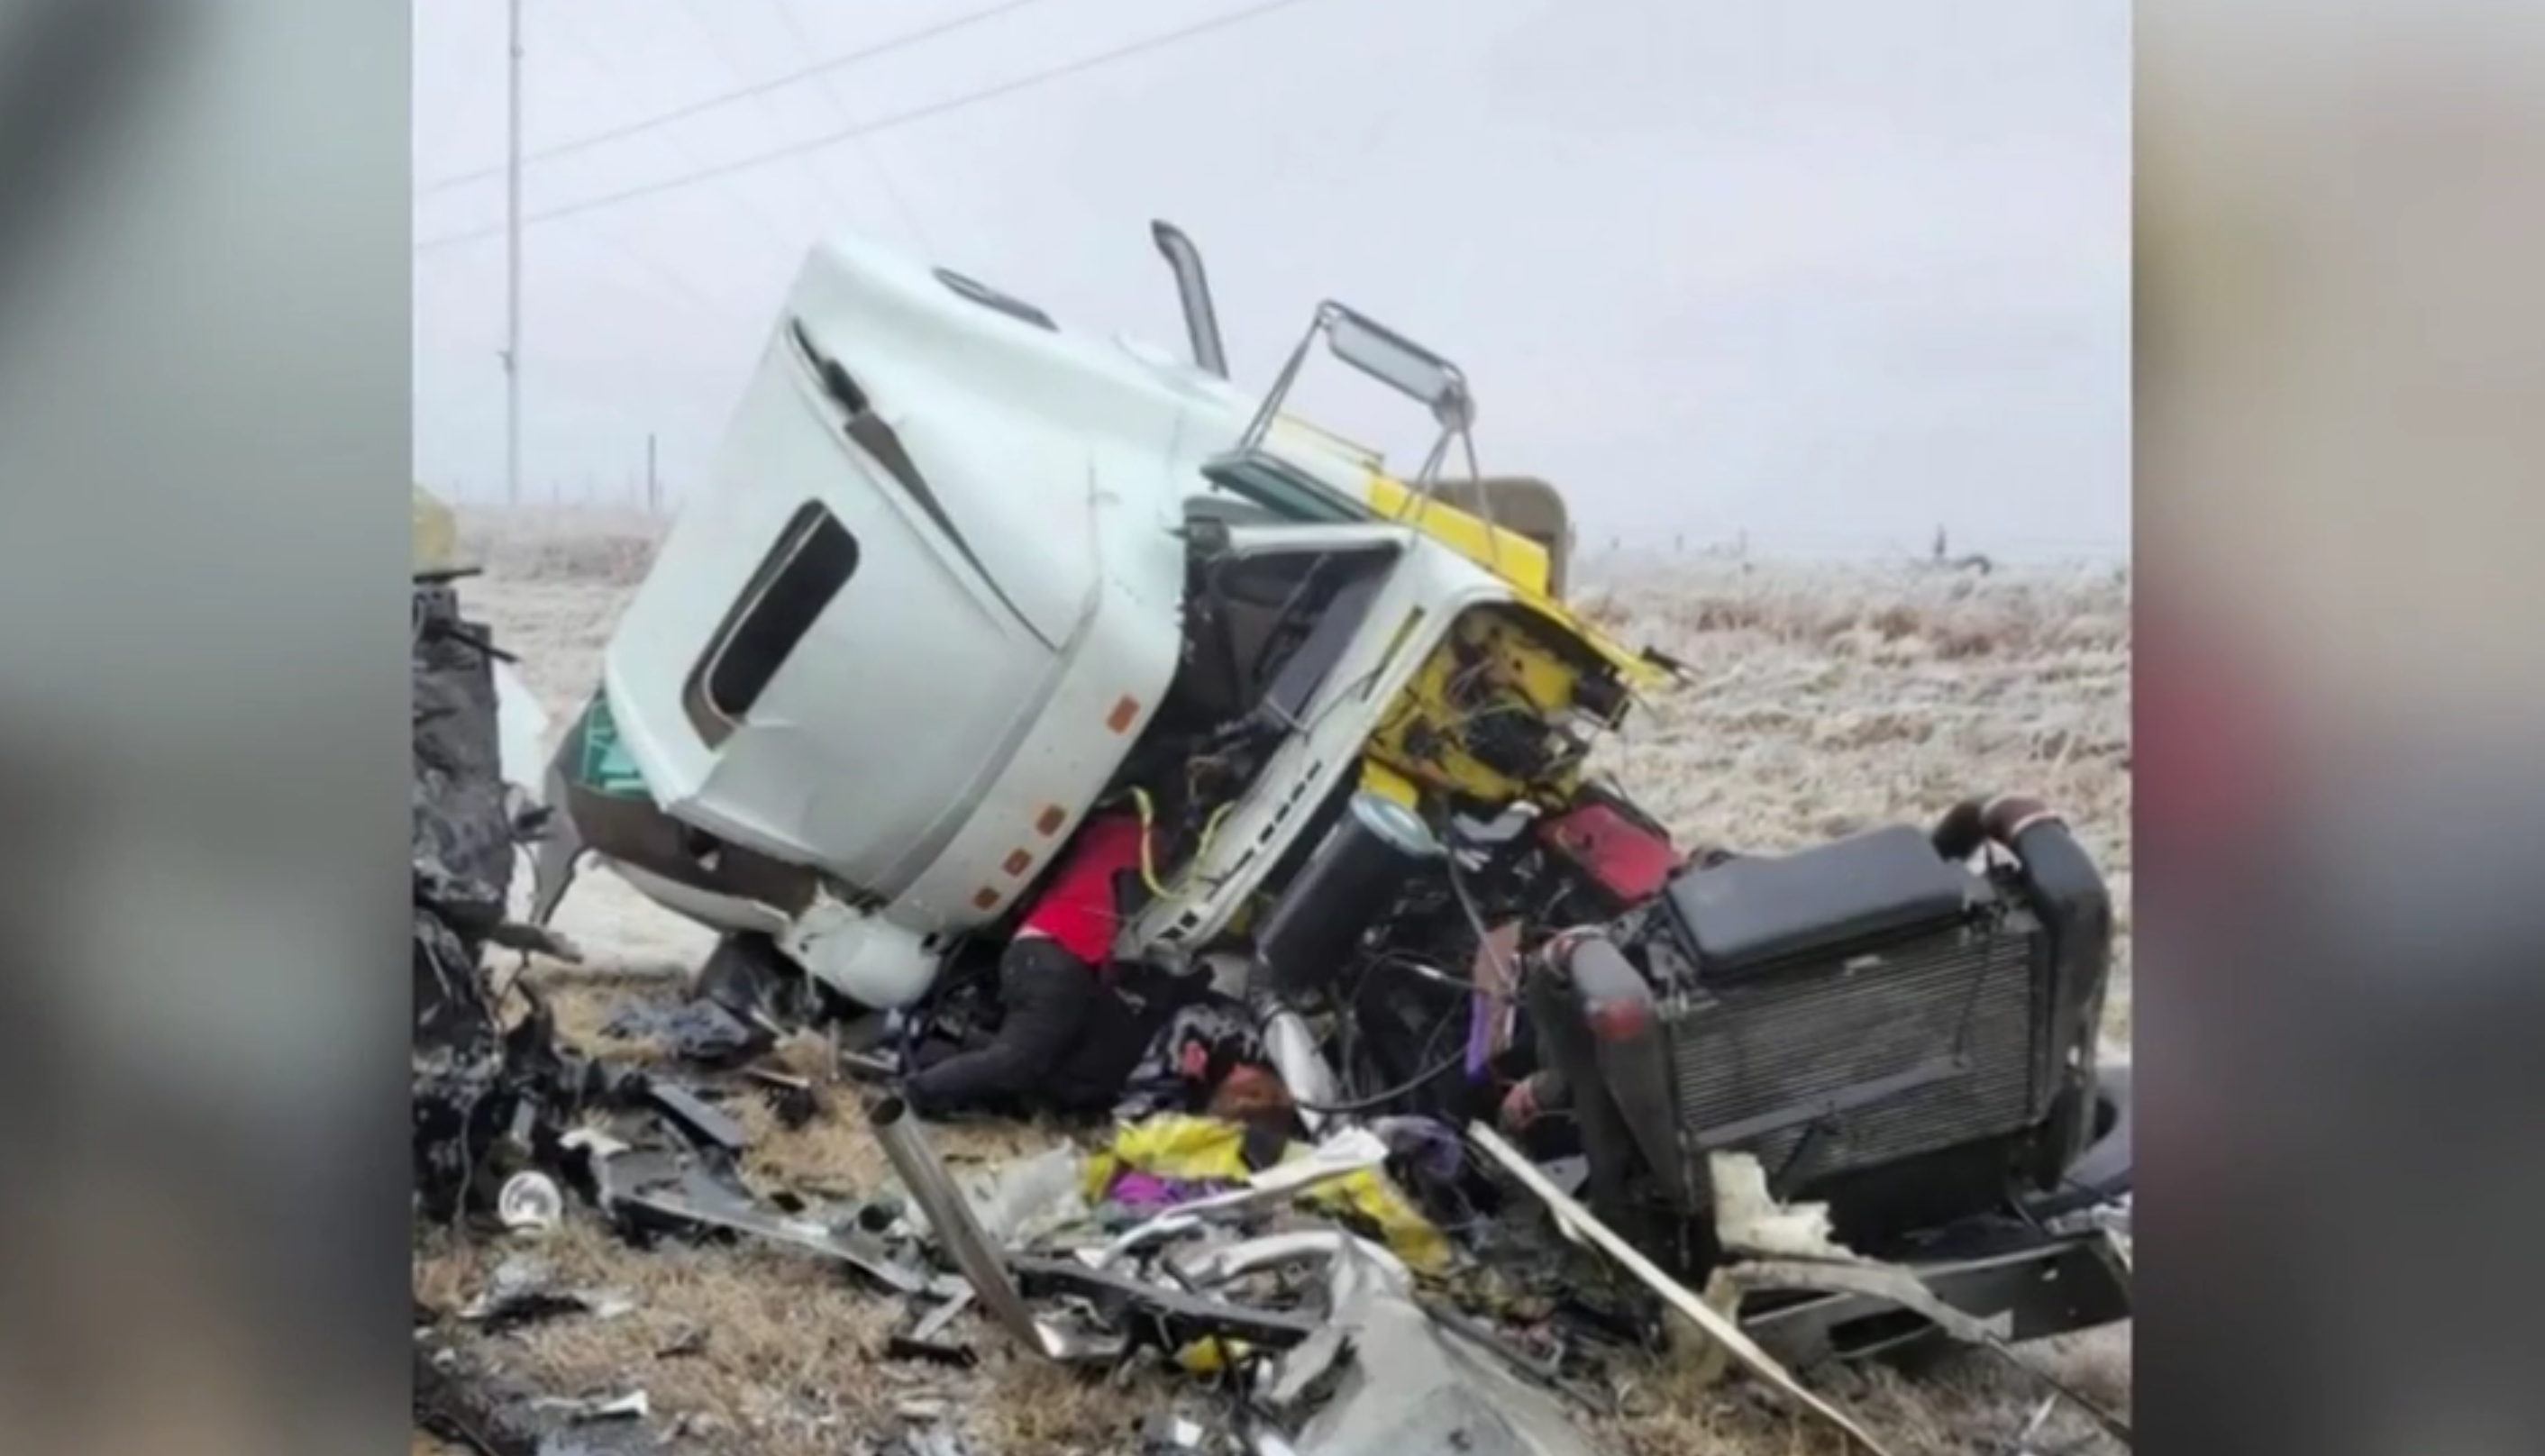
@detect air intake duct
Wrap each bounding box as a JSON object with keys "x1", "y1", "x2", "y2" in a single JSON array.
[{"x1": 1936, "y1": 794, "x2": 2114, "y2": 1184}]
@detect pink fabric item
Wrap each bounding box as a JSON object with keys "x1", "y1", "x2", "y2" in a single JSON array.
[{"x1": 1105, "y1": 1171, "x2": 1227, "y2": 1208}]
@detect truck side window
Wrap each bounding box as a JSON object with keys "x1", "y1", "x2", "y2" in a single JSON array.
[{"x1": 684, "y1": 502, "x2": 859, "y2": 745}]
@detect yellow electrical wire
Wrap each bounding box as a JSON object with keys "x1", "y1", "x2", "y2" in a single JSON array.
[{"x1": 1128, "y1": 785, "x2": 1234, "y2": 897}]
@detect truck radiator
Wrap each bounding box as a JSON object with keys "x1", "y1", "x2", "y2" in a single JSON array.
[{"x1": 1658, "y1": 920, "x2": 2045, "y2": 1196}]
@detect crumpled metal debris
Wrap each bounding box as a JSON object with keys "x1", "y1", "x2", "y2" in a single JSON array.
[
  {"x1": 415, "y1": 561, "x2": 2114, "y2": 1456},
  {"x1": 1082, "y1": 1117, "x2": 1454, "y2": 1274},
  {"x1": 415, "y1": 1334, "x2": 680, "y2": 1456},
  {"x1": 598, "y1": 996, "x2": 769, "y2": 1068},
  {"x1": 594, "y1": 1139, "x2": 939, "y2": 1297},
  {"x1": 1138, "y1": 1413, "x2": 1223, "y2": 1455},
  {"x1": 746, "y1": 1067, "x2": 824, "y2": 1129},
  {"x1": 530, "y1": 1389, "x2": 652, "y2": 1424},
  {"x1": 1165, "y1": 1229, "x2": 1411, "y2": 1290},
  {"x1": 1724, "y1": 1257, "x2": 2133, "y2": 1447},
  {"x1": 639, "y1": 1079, "x2": 752, "y2": 1156},
  {"x1": 414, "y1": 577, "x2": 591, "y2": 1228},
  {"x1": 880, "y1": 1422, "x2": 976, "y2": 1456},
  {"x1": 458, "y1": 1256, "x2": 636, "y2": 1332},
  {"x1": 871, "y1": 1095, "x2": 1091, "y2": 1360},
  {"x1": 1733, "y1": 1227, "x2": 2134, "y2": 1370},
  {"x1": 959, "y1": 1144, "x2": 1090, "y2": 1248},
  {"x1": 1010, "y1": 1253, "x2": 1326, "y2": 1353},
  {"x1": 1701, "y1": 1139, "x2": 2124, "y2": 1443},
  {"x1": 1471, "y1": 1123, "x2": 1898, "y2": 1456},
  {"x1": 886, "y1": 1288, "x2": 980, "y2": 1368},
  {"x1": 1284, "y1": 1242, "x2": 1612, "y2": 1456}
]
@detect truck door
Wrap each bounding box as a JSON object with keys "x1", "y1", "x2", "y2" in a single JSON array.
[{"x1": 600, "y1": 343, "x2": 1068, "y2": 896}]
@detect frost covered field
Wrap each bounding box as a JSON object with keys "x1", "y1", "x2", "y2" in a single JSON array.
[{"x1": 436, "y1": 506, "x2": 2132, "y2": 1455}]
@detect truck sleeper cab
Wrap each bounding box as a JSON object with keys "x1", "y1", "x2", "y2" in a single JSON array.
[{"x1": 545, "y1": 235, "x2": 1200, "y2": 1007}]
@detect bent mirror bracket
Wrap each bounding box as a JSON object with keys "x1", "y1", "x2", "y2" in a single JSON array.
[
  {"x1": 1234, "y1": 301, "x2": 1499, "y2": 549},
  {"x1": 1319, "y1": 303, "x2": 1473, "y2": 433}
]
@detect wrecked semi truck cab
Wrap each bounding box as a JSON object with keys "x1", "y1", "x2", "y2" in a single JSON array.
[
  {"x1": 528, "y1": 226, "x2": 1653, "y2": 1009},
  {"x1": 525, "y1": 223, "x2": 2129, "y2": 1350}
]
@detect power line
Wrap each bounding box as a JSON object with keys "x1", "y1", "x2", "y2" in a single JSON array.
[
  {"x1": 415, "y1": 0, "x2": 1325, "y2": 254},
  {"x1": 537, "y1": 1, "x2": 806, "y2": 297},
  {"x1": 673, "y1": 0, "x2": 868, "y2": 240},
  {"x1": 415, "y1": 0, "x2": 1063, "y2": 197},
  {"x1": 765, "y1": 0, "x2": 937, "y2": 253}
]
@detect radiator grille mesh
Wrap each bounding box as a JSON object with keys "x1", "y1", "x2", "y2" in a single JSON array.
[{"x1": 1660, "y1": 923, "x2": 2042, "y2": 1191}]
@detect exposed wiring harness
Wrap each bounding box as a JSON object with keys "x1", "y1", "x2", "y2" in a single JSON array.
[
  {"x1": 1272, "y1": 814, "x2": 1526, "y2": 1119},
  {"x1": 1437, "y1": 810, "x2": 1521, "y2": 1006},
  {"x1": 1284, "y1": 1043, "x2": 1468, "y2": 1116},
  {"x1": 1274, "y1": 969, "x2": 1473, "y2": 1117},
  {"x1": 1128, "y1": 784, "x2": 1233, "y2": 898}
]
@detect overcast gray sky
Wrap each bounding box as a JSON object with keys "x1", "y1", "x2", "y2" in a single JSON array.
[{"x1": 413, "y1": 0, "x2": 2129, "y2": 556}]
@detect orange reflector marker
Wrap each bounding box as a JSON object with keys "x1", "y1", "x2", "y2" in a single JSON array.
[
  {"x1": 1106, "y1": 695, "x2": 1140, "y2": 733},
  {"x1": 1001, "y1": 849, "x2": 1032, "y2": 878},
  {"x1": 1035, "y1": 805, "x2": 1067, "y2": 837},
  {"x1": 971, "y1": 887, "x2": 1000, "y2": 911}
]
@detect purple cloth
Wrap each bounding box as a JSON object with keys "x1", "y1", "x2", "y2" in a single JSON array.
[
  {"x1": 1372, "y1": 1115, "x2": 1464, "y2": 1182},
  {"x1": 1104, "y1": 1171, "x2": 1229, "y2": 1209}
]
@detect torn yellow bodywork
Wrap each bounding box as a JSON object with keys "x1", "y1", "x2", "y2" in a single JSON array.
[
  {"x1": 1267, "y1": 410, "x2": 1658, "y2": 690},
  {"x1": 1361, "y1": 470, "x2": 1665, "y2": 693},
  {"x1": 1345, "y1": 513, "x2": 1661, "y2": 823},
  {"x1": 1367, "y1": 607, "x2": 1619, "y2": 809},
  {"x1": 1366, "y1": 473, "x2": 1557, "y2": 595},
  {"x1": 1268, "y1": 413, "x2": 1654, "y2": 687}
]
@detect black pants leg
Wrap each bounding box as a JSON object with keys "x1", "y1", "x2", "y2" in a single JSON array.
[
  {"x1": 904, "y1": 938, "x2": 1099, "y2": 1117},
  {"x1": 1042, "y1": 981, "x2": 1160, "y2": 1115}
]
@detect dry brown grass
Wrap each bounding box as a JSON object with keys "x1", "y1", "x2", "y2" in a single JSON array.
[
  {"x1": 425, "y1": 506, "x2": 2133, "y2": 1455},
  {"x1": 1598, "y1": 1324, "x2": 2130, "y2": 1456}
]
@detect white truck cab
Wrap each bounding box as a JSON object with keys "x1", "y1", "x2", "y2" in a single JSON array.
[{"x1": 533, "y1": 227, "x2": 1648, "y2": 1008}]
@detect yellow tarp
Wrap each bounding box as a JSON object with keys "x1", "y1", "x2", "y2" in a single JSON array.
[{"x1": 1082, "y1": 1113, "x2": 1453, "y2": 1276}]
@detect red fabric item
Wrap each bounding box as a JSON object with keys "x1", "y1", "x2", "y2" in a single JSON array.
[
  {"x1": 1017, "y1": 813, "x2": 1145, "y2": 966},
  {"x1": 1537, "y1": 798, "x2": 1676, "y2": 905}
]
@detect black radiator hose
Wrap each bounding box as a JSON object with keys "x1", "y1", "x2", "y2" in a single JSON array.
[
  {"x1": 1556, "y1": 933, "x2": 1690, "y2": 1208},
  {"x1": 1934, "y1": 794, "x2": 2116, "y2": 1183},
  {"x1": 1520, "y1": 930, "x2": 1697, "y2": 1235}
]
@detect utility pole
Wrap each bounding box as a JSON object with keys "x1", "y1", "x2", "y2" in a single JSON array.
[
  {"x1": 503, "y1": 0, "x2": 524, "y2": 505},
  {"x1": 645, "y1": 432, "x2": 659, "y2": 514}
]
